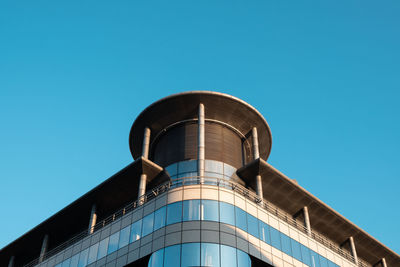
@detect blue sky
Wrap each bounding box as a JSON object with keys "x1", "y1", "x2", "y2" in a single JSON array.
[{"x1": 1, "y1": 0, "x2": 399, "y2": 255}]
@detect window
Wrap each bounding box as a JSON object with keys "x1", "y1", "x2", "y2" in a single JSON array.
[
  {"x1": 219, "y1": 202, "x2": 235, "y2": 225},
  {"x1": 142, "y1": 213, "x2": 154, "y2": 237},
  {"x1": 205, "y1": 160, "x2": 223, "y2": 174},
  {"x1": 201, "y1": 200, "x2": 219, "y2": 222},
  {"x1": 270, "y1": 227, "x2": 281, "y2": 250},
  {"x1": 119, "y1": 225, "x2": 130, "y2": 248},
  {"x1": 178, "y1": 160, "x2": 197, "y2": 173},
  {"x1": 130, "y1": 220, "x2": 142, "y2": 242},
  {"x1": 77, "y1": 248, "x2": 89, "y2": 267},
  {"x1": 235, "y1": 207, "x2": 247, "y2": 231},
  {"x1": 61, "y1": 258, "x2": 71, "y2": 267},
  {"x1": 221, "y1": 244, "x2": 236, "y2": 267},
  {"x1": 107, "y1": 231, "x2": 120, "y2": 254},
  {"x1": 183, "y1": 200, "x2": 200, "y2": 221},
  {"x1": 181, "y1": 243, "x2": 200, "y2": 267},
  {"x1": 237, "y1": 249, "x2": 251, "y2": 267},
  {"x1": 154, "y1": 206, "x2": 166, "y2": 231},
  {"x1": 290, "y1": 239, "x2": 302, "y2": 262},
  {"x1": 201, "y1": 243, "x2": 220, "y2": 267},
  {"x1": 148, "y1": 248, "x2": 164, "y2": 267},
  {"x1": 319, "y1": 255, "x2": 329, "y2": 267},
  {"x1": 310, "y1": 250, "x2": 321, "y2": 267},
  {"x1": 69, "y1": 253, "x2": 79, "y2": 267},
  {"x1": 247, "y1": 214, "x2": 259, "y2": 238},
  {"x1": 281, "y1": 233, "x2": 292, "y2": 256},
  {"x1": 87, "y1": 243, "x2": 99, "y2": 264},
  {"x1": 259, "y1": 221, "x2": 270, "y2": 244},
  {"x1": 167, "y1": 201, "x2": 182, "y2": 225},
  {"x1": 301, "y1": 244, "x2": 312, "y2": 266},
  {"x1": 97, "y1": 237, "x2": 109, "y2": 259},
  {"x1": 164, "y1": 245, "x2": 181, "y2": 267},
  {"x1": 165, "y1": 163, "x2": 178, "y2": 177}
]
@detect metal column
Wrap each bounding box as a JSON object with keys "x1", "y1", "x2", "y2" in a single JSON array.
[
  {"x1": 349, "y1": 236, "x2": 359, "y2": 265},
  {"x1": 88, "y1": 204, "x2": 97, "y2": 234},
  {"x1": 138, "y1": 127, "x2": 151, "y2": 203},
  {"x1": 252, "y1": 127, "x2": 263, "y2": 199},
  {"x1": 8, "y1": 256, "x2": 14, "y2": 267},
  {"x1": 198, "y1": 103, "x2": 205, "y2": 180},
  {"x1": 303, "y1": 206, "x2": 312, "y2": 236},
  {"x1": 39, "y1": 234, "x2": 49, "y2": 263}
]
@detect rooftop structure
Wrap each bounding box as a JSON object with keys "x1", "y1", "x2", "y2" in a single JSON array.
[{"x1": 0, "y1": 91, "x2": 398, "y2": 267}]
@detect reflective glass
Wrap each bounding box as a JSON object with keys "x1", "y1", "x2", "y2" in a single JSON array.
[
  {"x1": 202, "y1": 200, "x2": 219, "y2": 222},
  {"x1": 108, "y1": 231, "x2": 120, "y2": 254},
  {"x1": 70, "y1": 253, "x2": 79, "y2": 267},
  {"x1": 88, "y1": 243, "x2": 99, "y2": 264},
  {"x1": 154, "y1": 206, "x2": 166, "y2": 231},
  {"x1": 142, "y1": 213, "x2": 154, "y2": 236},
  {"x1": 165, "y1": 163, "x2": 178, "y2": 177},
  {"x1": 290, "y1": 239, "x2": 302, "y2": 261},
  {"x1": 247, "y1": 214, "x2": 259, "y2": 238},
  {"x1": 77, "y1": 248, "x2": 89, "y2": 267},
  {"x1": 223, "y1": 163, "x2": 236, "y2": 178},
  {"x1": 311, "y1": 250, "x2": 321, "y2": 267},
  {"x1": 97, "y1": 237, "x2": 109, "y2": 259},
  {"x1": 201, "y1": 243, "x2": 220, "y2": 267},
  {"x1": 301, "y1": 244, "x2": 312, "y2": 266},
  {"x1": 181, "y1": 243, "x2": 200, "y2": 267},
  {"x1": 183, "y1": 200, "x2": 200, "y2": 221},
  {"x1": 270, "y1": 227, "x2": 281, "y2": 249},
  {"x1": 148, "y1": 248, "x2": 164, "y2": 267},
  {"x1": 219, "y1": 202, "x2": 235, "y2": 225},
  {"x1": 130, "y1": 220, "x2": 142, "y2": 242},
  {"x1": 259, "y1": 221, "x2": 271, "y2": 244},
  {"x1": 164, "y1": 244, "x2": 181, "y2": 267},
  {"x1": 178, "y1": 160, "x2": 197, "y2": 173},
  {"x1": 328, "y1": 261, "x2": 339, "y2": 267},
  {"x1": 204, "y1": 172, "x2": 223, "y2": 184},
  {"x1": 237, "y1": 249, "x2": 251, "y2": 267},
  {"x1": 221, "y1": 245, "x2": 236, "y2": 267},
  {"x1": 61, "y1": 258, "x2": 71, "y2": 267},
  {"x1": 205, "y1": 160, "x2": 223, "y2": 173},
  {"x1": 319, "y1": 255, "x2": 329, "y2": 267},
  {"x1": 167, "y1": 201, "x2": 182, "y2": 225},
  {"x1": 235, "y1": 207, "x2": 247, "y2": 231},
  {"x1": 119, "y1": 226, "x2": 130, "y2": 248},
  {"x1": 54, "y1": 263, "x2": 62, "y2": 267},
  {"x1": 281, "y1": 233, "x2": 292, "y2": 256}
]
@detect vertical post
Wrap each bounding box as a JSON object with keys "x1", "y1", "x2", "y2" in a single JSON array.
[
  {"x1": 39, "y1": 234, "x2": 49, "y2": 263},
  {"x1": 303, "y1": 206, "x2": 312, "y2": 236},
  {"x1": 138, "y1": 127, "x2": 151, "y2": 203},
  {"x1": 8, "y1": 256, "x2": 15, "y2": 267},
  {"x1": 198, "y1": 103, "x2": 205, "y2": 180},
  {"x1": 380, "y1": 258, "x2": 388, "y2": 267},
  {"x1": 349, "y1": 236, "x2": 359, "y2": 265},
  {"x1": 88, "y1": 204, "x2": 97, "y2": 234},
  {"x1": 252, "y1": 127, "x2": 263, "y2": 199}
]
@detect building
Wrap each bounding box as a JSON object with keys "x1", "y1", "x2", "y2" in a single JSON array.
[{"x1": 0, "y1": 91, "x2": 399, "y2": 267}]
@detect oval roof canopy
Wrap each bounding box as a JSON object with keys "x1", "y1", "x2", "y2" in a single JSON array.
[{"x1": 129, "y1": 91, "x2": 272, "y2": 161}]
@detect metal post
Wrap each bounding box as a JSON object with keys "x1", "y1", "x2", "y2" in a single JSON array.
[
  {"x1": 198, "y1": 103, "x2": 205, "y2": 180},
  {"x1": 380, "y1": 258, "x2": 388, "y2": 267},
  {"x1": 138, "y1": 127, "x2": 151, "y2": 204},
  {"x1": 349, "y1": 236, "x2": 359, "y2": 265},
  {"x1": 88, "y1": 204, "x2": 97, "y2": 234},
  {"x1": 252, "y1": 127, "x2": 263, "y2": 199},
  {"x1": 39, "y1": 234, "x2": 48, "y2": 263},
  {"x1": 8, "y1": 256, "x2": 15, "y2": 267},
  {"x1": 303, "y1": 206, "x2": 312, "y2": 236}
]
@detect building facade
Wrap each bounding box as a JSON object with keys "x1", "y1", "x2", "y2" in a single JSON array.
[{"x1": 0, "y1": 91, "x2": 399, "y2": 267}]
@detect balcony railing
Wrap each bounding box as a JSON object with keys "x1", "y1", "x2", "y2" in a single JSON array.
[{"x1": 25, "y1": 176, "x2": 370, "y2": 267}]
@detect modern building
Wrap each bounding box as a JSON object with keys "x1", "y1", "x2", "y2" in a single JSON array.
[{"x1": 0, "y1": 91, "x2": 399, "y2": 267}]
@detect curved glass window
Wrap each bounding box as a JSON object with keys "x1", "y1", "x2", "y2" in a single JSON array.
[
  {"x1": 148, "y1": 243, "x2": 250, "y2": 267},
  {"x1": 130, "y1": 219, "x2": 142, "y2": 242},
  {"x1": 219, "y1": 201, "x2": 235, "y2": 225},
  {"x1": 201, "y1": 199, "x2": 219, "y2": 222},
  {"x1": 166, "y1": 201, "x2": 182, "y2": 225},
  {"x1": 154, "y1": 206, "x2": 166, "y2": 231},
  {"x1": 118, "y1": 226, "x2": 130, "y2": 248},
  {"x1": 142, "y1": 213, "x2": 154, "y2": 237},
  {"x1": 235, "y1": 206, "x2": 247, "y2": 231},
  {"x1": 107, "y1": 231, "x2": 119, "y2": 254},
  {"x1": 247, "y1": 214, "x2": 259, "y2": 238},
  {"x1": 183, "y1": 199, "x2": 201, "y2": 221}
]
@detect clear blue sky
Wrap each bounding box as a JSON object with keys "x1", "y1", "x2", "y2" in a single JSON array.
[{"x1": 1, "y1": 0, "x2": 399, "y2": 255}]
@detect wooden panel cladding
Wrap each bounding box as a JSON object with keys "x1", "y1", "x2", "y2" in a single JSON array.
[
  {"x1": 205, "y1": 122, "x2": 243, "y2": 168},
  {"x1": 152, "y1": 122, "x2": 198, "y2": 167}
]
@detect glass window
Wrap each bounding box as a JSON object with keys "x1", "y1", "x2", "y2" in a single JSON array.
[
  {"x1": 97, "y1": 237, "x2": 109, "y2": 259},
  {"x1": 205, "y1": 160, "x2": 223, "y2": 173},
  {"x1": 221, "y1": 245, "x2": 236, "y2": 267},
  {"x1": 88, "y1": 243, "x2": 99, "y2": 264},
  {"x1": 54, "y1": 263, "x2": 62, "y2": 267},
  {"x1": 154, "y1": 206, "x2": 166, "y2": 231},
  {"x1": 223, "y1": 163, "x2": 236, "y2": 178},
  {"x1": 259, "y1": 221, "x2": 271, "y2": 244},
  {"x1": 181, "y1": 243, "x2": 200, "y2": 267},
  {"x1": 235, "y1": 207, "x2": 247, "y2": 231},
  {"x1": 77, "y1": 248, "x2": 89, "y2": 267},
  {"x1": 108, "y1": 231, "x2": 120, "y2": 254},
  {"x1": 167, "y1": 201, "x2": 182, "y2": 225},
  {"x1": 319, "y1": 255, "x2": 329, "y2": 267},
  {"x1": 119, "y1": 226, "x2": 130, "y2": 248},
  {"x1": 219, "y1": 202, "x2": 235, "y2": 225},
  {"x1": 61, "y1": 258, "x2": 71, "y2": 267},
  {"x1": 148, "y1": 248, "x2": 164, "y2": 267},
  {"x1": 204, "y1": 172, "x2": 223, "y2": 185},
  {"x1": 237, "y1": 249, "x2": 251, "y2": 267},
  {"x1": 165, "y1": 163, "x2": 178, "y2": 177},
  {"x1": 183, "y1": 200, "x2": 200, "y2": 221},
  {"x1": 290, "y1": 239, "x2": 302, "y2": 262},
  {"x1": 142, "y1": 213, "x2": 154, "y2": 237},
  {"x1": 164, "y1": 244, "x2": 181, "y2": 267},
  {"x1": 130, "y1": 220, "x2": 142, "y2": 242},
  {"x1": 70, "y1": 253, "x2": 79, "y2": 267},
  {"x1": 310, "y1": 250, "x2": 321, "y2": 267},
  {"x1": 178, "y1": 160, "x2": 197, "y2": 173},
  {"x1": 281, "y1": 233, "x2": 292, "y2": 256},
  {"x1": 201, "y1": 243, "x2": 220, "y2": 267},
  {"x1": 328, "y1": 261, "x2": 339, "y2": 267},
  {"x1": 270, "y1": 227, "x2": 281, "y2": 250},
  {"x1": 247, "y1": 214, "x2": 259, "y2": 238},
  {"x1": 301, "y1": 244, "x2": 312, "y2": 266},
  {"x1": 201, "y1": 200, "x2": 219, "y2": 222}
]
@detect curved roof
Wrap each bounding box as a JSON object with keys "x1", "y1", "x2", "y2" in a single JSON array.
[{"x1": 129, "y1": 91, "x2": 272, "y2": 161}]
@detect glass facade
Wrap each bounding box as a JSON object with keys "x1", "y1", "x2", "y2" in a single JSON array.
[
  {"x1": 148, "y1": 243, "x2": 251, "y2": 267},
  {"x1": 51, "y1": 199, "x2": 339, "y2": 267}
]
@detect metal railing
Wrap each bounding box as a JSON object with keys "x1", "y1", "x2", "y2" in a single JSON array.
[{"x1": 25, "y1": 176, "x2": 370, "y2": 267}]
